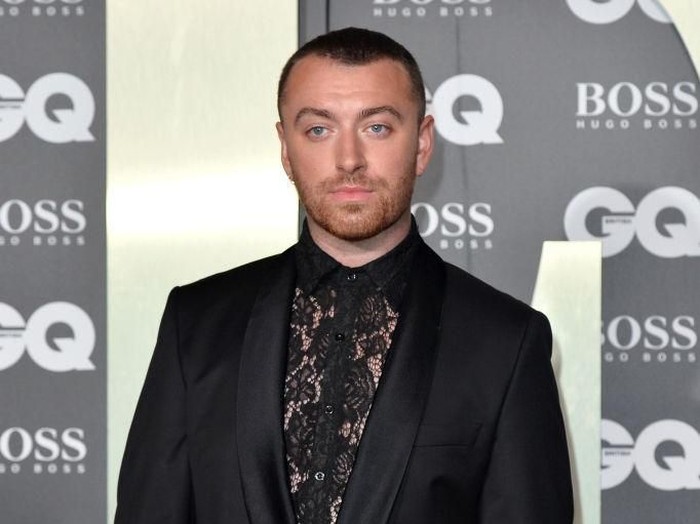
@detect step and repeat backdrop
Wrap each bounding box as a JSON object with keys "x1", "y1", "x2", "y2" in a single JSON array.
[
  {"x1": 299, "y1": 0, "x2": 699, "y2": 522},
  {"x1": 0, "y1": 0, "x2": 106, "y2": 522},
  {"x1": 0, "y1": 0, "x2": 697, "y2": 522}
]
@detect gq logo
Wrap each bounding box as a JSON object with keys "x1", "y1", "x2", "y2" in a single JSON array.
[
  {"x1": 567, "y1": 0, "x2": 671, "y2": 24},
  {"x1": 427, "y1": 74, "x2": 504, "y2": 146},
  {"x1": 0, "y1": 302, "x2": 95, "y2": 371},
  {"x1": 564, "y1": 186, "x2": 700, "y2": 258},
  {"x1": 602, "y1": 419, "x2": 700, "y2": 490},
  {"x1": 0, "y1": 73, "x2": 95, "y2": 143}
]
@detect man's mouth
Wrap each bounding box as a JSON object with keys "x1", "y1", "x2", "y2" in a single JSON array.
[{"x1": 330, "y1": 185, "x2": 374, "y2": 201}]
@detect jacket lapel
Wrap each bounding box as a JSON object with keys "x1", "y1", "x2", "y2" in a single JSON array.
[
  {"x1": 338, "y1": 243, "x2": 446, "y2": 524},
  {"x1": 236, "y1": 249, "x2": 297, "y2": 524}
]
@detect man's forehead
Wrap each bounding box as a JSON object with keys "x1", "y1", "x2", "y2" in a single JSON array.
[
  {"x1": 280, "y1": 55, "x2": 414, "y2": 115},
  {"x1": 283, "y1": 55, "x2": 411, "y2": 95}
]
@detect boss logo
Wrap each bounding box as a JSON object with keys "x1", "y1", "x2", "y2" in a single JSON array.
[
  {"x1": 0, "y1": 199, "x2": 85, "y2": 237},
  {"x1": 577, "y1": 82, "x2": 697, "y2": 118},
  {"x1": 1, "y1": 0, "x2": 83, "y2": 4},
  {"x1": 373, "y1": 0, "x2": 491, "y2": 4},
  {"x1": 412, "y1": 201, "x2": 494, "y2": 250},
  {"x1": 602, "y1": 315, "x2": 696, "y2": 363},
  {"x1": 0, "y1": 0, "x2": 84, "y2": 17},
  {"x1": 604, "y1": 315, "x2": 696, "y2": 350},
  {"x1": 0, "y1": 302, "x2": 95, "y2": 372},
  {"x1": 567, "y1": 0, "x2": 671, "y2": 25},
  {"x1": 564, "y1": 186, "x2": 700, "y2": 258},
  {"x1": 576, "y1": 81, "x2": 697, "y2": 130},
  {"x1": 0, "y1": 73, "x2": 95, "y2": 143},
  {"x1": 372, "y1": 0, "x2": 492, "y2": 18},
  {"x1": 427, "y1": 75, "x2": 504, "y2": 146},
  {"x1": 0, "y1": 427, "x2": 86, "y2": 475},
  {"x1": 0, "y1": 199, "x2": 86, "y2": 247},
  {"x1": 602, "y1": 419, "x2": 700, "y2": 491}
]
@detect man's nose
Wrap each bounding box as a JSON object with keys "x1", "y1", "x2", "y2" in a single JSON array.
[{"x1": 335, "y1": 132, "x2": 366, "y2": 175}]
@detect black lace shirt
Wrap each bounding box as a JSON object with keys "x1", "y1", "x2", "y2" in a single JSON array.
[{"x1": 283, "y1": 222, "x2": 419, "y2": 524}]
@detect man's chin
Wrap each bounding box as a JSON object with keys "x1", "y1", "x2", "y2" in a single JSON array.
[
  {"x1": 313, "y1": 208, "x2": 408, "y2": 242},
  {"x1": 314, "y1": 212, "x2": 386, "y2": 242}
]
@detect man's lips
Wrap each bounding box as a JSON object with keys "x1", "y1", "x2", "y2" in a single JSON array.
[{"x1": 329, "y1": 185, "x2": 374, "y2": 201}]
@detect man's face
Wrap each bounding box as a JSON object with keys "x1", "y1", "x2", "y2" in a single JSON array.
[{"x1": 277, "y1": 55, "x2": 434, "y2": 242}]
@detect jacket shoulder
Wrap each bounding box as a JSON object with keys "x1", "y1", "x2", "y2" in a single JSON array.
[
  {"x1": 442, "y1": 261, "x2": 544, "y2": 327},
  {"x1": 172, "y1": 247, "x2": 295, "y2": 312}
]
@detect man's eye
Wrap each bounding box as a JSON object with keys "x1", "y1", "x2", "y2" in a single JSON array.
[
  {"x1": 308, "y1": 126, "x2": 326, "y2": 137},
  {"x1": 369, "y1": 124, "x2": 388, "y2": 134}
]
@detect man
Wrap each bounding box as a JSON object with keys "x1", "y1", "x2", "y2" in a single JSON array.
[{"x1": 116, "y1": 27, "x2": 573, "y2": 524}]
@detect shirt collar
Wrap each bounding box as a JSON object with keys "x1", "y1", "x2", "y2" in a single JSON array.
[{"x1": 294, "y1": 218, "x2": 420, "y2": 306}]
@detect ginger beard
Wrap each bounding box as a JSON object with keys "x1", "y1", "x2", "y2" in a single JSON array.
[{"x1": 290, "y1": 163, "x2": 417, "y2": 242}]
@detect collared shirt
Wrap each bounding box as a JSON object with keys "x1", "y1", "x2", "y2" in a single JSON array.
[{"x1": 283, "y1": 221, "x2": 420, "y2": 524}]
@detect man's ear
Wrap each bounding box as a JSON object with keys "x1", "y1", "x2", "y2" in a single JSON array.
[
  {"x1": 415, "y1": 115, "x2": 434, "y2": 177},
  {"x1": 276, "y1": 121, "x2": 293, "y2": 180}
]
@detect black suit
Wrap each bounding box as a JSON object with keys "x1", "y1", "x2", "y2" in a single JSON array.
[{"x1": 115, "y1": 239, "x2": 573, "y2": 523}]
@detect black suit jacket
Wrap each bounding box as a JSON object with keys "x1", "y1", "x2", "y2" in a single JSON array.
[{"x1": 115, "y1": 240, "x2": 573, "y2": 523}]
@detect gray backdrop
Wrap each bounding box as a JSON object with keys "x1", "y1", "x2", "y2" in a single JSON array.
[
  {"x1": 299, "y1": 1, "x2": 700, "y2": 522},
  {"x1": 0, "y1": 1, "x2": 106, "y2": 522}
]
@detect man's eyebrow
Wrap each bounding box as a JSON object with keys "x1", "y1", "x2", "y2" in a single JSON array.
[
  {"x1": 359, "y1": 105, "x2": 403, "y2": 122},
  {"x1": 294, "y1": 107, "x2": 334, "y2": 125},
  {"x1": 293, "y1": 105, "x2": 404, "y2": 125}
]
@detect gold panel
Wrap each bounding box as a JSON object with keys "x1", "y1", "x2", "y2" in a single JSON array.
[
  {"x1": 532, "y1": 241, "x2": 602, "y2": 524},
  {"x1": 107, "y1": 1, "x2": 298, "y2": 519}
]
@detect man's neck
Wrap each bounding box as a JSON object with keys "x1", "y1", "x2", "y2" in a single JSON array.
[{"x1": 306, "y1": 214, "x2": 412, "y2": 268}]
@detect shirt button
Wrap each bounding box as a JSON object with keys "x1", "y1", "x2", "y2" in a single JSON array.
[
  {"x1": 324, "y1": 404, "x2": 334, "y2": 415},
  {"x1": 314, "y1": 471, "x2": 325, "y2": 481},
  {"x1": 334, "y1": 332, "x2": 345, "y2": 342},
  {"x1": 346, "y1": 273, "x2": 357, "y2": 282}
]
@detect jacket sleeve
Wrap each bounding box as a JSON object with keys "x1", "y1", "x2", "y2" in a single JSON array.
[
  {"x1": 478, "y1": 310, "x2": 574, "y2": 524},
  {"x1": 115, "y1": 288, "x2": 194, "y2": 523}
]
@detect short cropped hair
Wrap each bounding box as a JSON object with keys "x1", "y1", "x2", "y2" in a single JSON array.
[{"x1": 277, "y1": 27, "x2": 426, "y2": 122}]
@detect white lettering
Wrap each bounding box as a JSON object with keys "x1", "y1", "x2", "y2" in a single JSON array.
[
  {"x1": 564, "y1": 186, "x2": 700, "y2": 258},
  {"x1": 429, "y1": 74, "x2": 504, "y2": 146},
  {"x1": 412, "y1": 202, "x2": 494, "y2": 244},
  {"x1": 636, "y1": 421, "x2": 700, "y2": 490},
  {"x1": 440, "y1": 203, "x2": 467, "y2": 237},
  {"x1": 577, "y1": 81, "x2": 698, "y2": 119},
  {"x1": 567, "y1": 0, "x2": 671, "y2": 24},
  {"x1": 0, "y1": 302, "x2": 95, "y2": 371},
  {"x1": 34, "y1": 428, "x2": 60, "y2": 462},
  {"x1": 603, "y1": 315, "x2": 697, "y2": 351},
  {"x1": 0, "y1": 199, "x2": 87, "y2": 237},
  {"x1": 602, "y1": 419, "x2": 700, "y2": 490},
  {"x1": 0, "y1": 428, "x2": 33, "y2": 462},
  {"x1": 0, "y1": 427, "x2": 88, "y2": 466},
  {"x1": 0, "y1": 73, "x2": 95, "y2": 143},
  {"x1": 61, "y1": 428, "x2": 87, "y2": 462}
]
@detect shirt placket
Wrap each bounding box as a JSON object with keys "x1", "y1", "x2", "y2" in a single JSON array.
[{"x1": 303, "y1": 271, "x2": 361, "y2": 523}]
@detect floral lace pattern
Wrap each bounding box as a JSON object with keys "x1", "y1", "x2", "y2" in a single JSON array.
[
  {"x1": 284, "y1": 281, "x2": 399, "y2": 524},
  {"x1": 283, "y1": 222, "x2": 418, "y2": 524}
]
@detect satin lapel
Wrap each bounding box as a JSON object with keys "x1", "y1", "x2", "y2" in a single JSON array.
[
  {"x1": 338, "y1": 243, "x2": 446, "y2": 524},
  {"x1": 236, "y1": 249, "x2": 297, "y2": 524}
]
